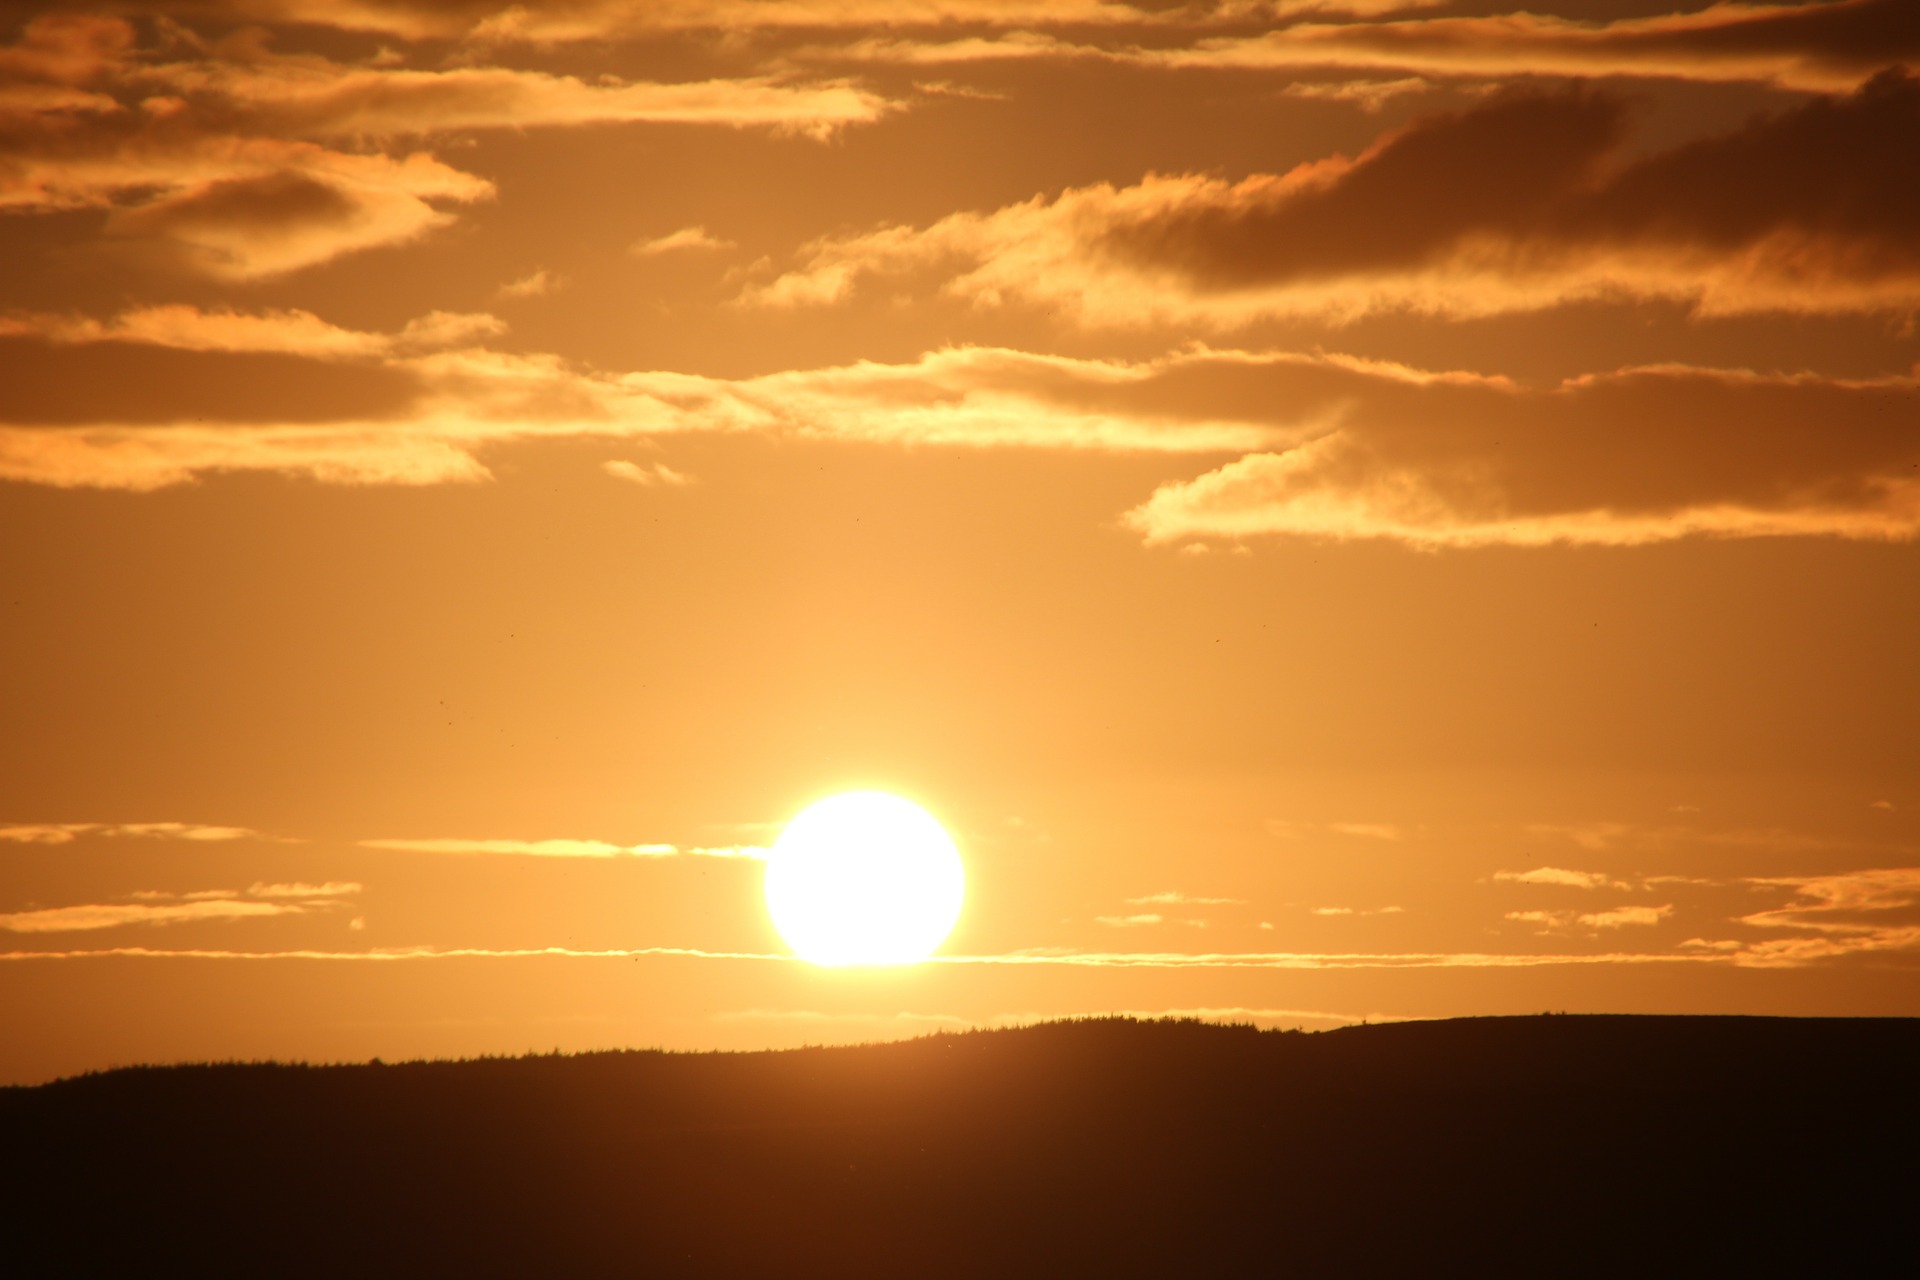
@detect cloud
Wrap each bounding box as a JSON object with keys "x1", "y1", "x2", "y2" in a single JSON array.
[
  {"x1": 0, "y1": 944, "x2": 787, "y2": 962},
  {"x1": 0, "y1": 882, "x2": 357, "y2": 934},
  {"x1": 0, "y1": 305, "x2": 503, "y2": 359},
  {"x1": 1327, "y1": 822, "x2": 1401, "y2": 840},
  {"x1": 5, "y1": 328, "x2": 1913, "y2": 555},
  {"x1": 358, "y1": 837, "x2": 765, "y2": 858},
  {"x1": 0, "y1": 17, "x2": 889, "y2": 278},
  {"x1": 1125, "y1": 891, "x2": 1244, "y2": 905},
  {"x1": 1495, "y1": 867, "x2": 1631, "y2": 891},
  {"x1": 247, "y1": 881, "x2": 361, "y2": 898},
  {"x1": 1740, "y1": 868, "x2": 1920, "y2": 933},
  {"x1": 1507, "y1": 903, "x2": 1672, "y2": 930},
  {"x1": 0, "y1": 340, "x2": 1285, "y2": 492},
  {"x1": 1120, "y1": 360, "x2": 1920, "y2": 550},
  {"x1": 0, "y1": 943, "x2": 1727, "y2": 969},
  {"x1": 110, "y1": 2, "x2": 1436, "y2": 45},
  {"x1": 1310, "y1": 905, "x2": 1404, "y2": 916},
  {"x1": 1277, "y1": 76, "x2": 1431, "y2": 112},
  {"x1": 0, "y1": 899, "x2": 302, "y2": 933},
  {"x1": 1578, "y1": 904, "x2": 1673, "y2": 929},
  {"x1": 631, "y1": 226, "x2": 736, "y2": 256},
  {"x1": 0, "y1": 821, "x2": 261, "y2": 843},
  {"x1": 497, "y1": 269, "x2": 560, "y2": 299},
  {"x1": 1135, "y1": 0, "x2": 1920, "y2": 95},
  {"x1": 604, "y1": 460, "x2": 694, "y2": 486},
  {"x1": 1096, "y1": 913, "x2": 1165, "y2": 927},
  {"x1": 747, "y1": 73, "x2": 1920, "y2": 324}
]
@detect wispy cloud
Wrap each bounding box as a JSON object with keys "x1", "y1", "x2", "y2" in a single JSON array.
[
  {"x1": 631, "y1": 226, "x2": 736, "y2": 256},
  {"x1": 248, "y1": 881, "x2": 362, "y2": 899},
  {"x1": 604, "y1": 460, "x2": 694, "y2": 487},
  {"x1": 1507, "y1": 904, "x2": 1672, "y2": 931},
  {"x1": 0, "y1": 17, "x2": 889, "y2": 278},
  {"x1": 0, "y1": 882, "x2": 356, "y2": 933},
  {"x1": 357, "y1": 837, "x2": 766, "y2": 858},
  {"x1": 1579, "y1": 905, "x2": 1674, "y2": 930},
  {"x1": 1125, "y1": 891, "x2": 1245, "y2": 905},
  {"x1": 0, "y1": 944, "x2": 1731, "y2": 969},
  {"x1": 1095, "y1": 913, "x2": 1165, "y2": 927},
  {"x1": 496, "y1": 269, "x2": 561, "y2": 299},
  {"x1": 1494, "y1": 867, "x2": 1631, "y2": 891},
  {"x1": 747, "y1": 74, "x2": 1920, "y2": 324},
  {"x1": 1326, "y1": 822, "x2": 1402, "y2": 841},
  {"x1": 0, "y1": 821, "x2": 261, "y2": 844},
  {"x1": 134, "y1": 1, "x2": 1439, "y2": 45},
  {"x1": 1131, "y1": 0, "x2": 1917, "y2": 95}
]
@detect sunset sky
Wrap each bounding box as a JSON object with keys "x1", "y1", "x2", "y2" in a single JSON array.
[{"x1": 2, "y1": 0, "x2": 1916, "y2": 1085}]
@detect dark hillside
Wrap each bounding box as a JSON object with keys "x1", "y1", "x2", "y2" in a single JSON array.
[{"x1": 5, "y1": 1015, "x2": 1916, "y2": 1278}]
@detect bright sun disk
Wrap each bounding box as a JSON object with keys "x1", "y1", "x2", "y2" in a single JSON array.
[{"x1": 764, "y1": 791, "x2": 965, "y2": 966}]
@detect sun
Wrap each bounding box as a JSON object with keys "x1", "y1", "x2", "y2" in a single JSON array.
[{"x1": 764, "y1": 791, "x2": 965, "y2": 966}]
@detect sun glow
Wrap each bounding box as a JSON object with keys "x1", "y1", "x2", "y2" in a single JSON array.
[{"x1": 764, "y1": 792, "x2": 965, "y2": 966}]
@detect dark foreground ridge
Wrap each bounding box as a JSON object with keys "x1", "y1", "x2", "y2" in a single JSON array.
[{"x1": 6, "y1": 1015, "x2": 1917, "y2": 1277}]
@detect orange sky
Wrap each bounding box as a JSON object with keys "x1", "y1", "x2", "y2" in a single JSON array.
[{"x1": 2, "y1": 0, "x2": 1916, "y2": 1084}]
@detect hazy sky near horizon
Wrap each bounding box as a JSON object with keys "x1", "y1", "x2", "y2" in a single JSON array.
[{"x1": 2, "y1": 0, "x2": 1916, "y2": 1084}]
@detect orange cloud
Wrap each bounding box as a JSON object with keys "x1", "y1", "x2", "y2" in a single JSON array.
[
  {"x1": 0, "y1": 338, "x2": 1288, "y2": 491},
  {"x1": 1122, "y1": 361, "x2": 1920, "y2": 549},
  {"x1": 0, "y1": 821, "x2": 261, "y2": 843},
  {"x1": 748, "y1": 74, "x2": 1920, "y2": 323},
  {"x1": 0, "y1": 17, "x2": 889, "y2": 277},
  {"x1": 0, "y1": 943, "x2": 1726, "y2": 969},
  {"x1": 4, "y1": 332, "x2": 1913, "y2": 551},
  {"x1": 1139, "y1": 0, "x2": 1918, "y2": 95},
  {"x1": 0, "y1": 881, "x2": 357, "y2": 934},
  {"x1": 0, "y1": 899, "x2": 300, "y2": 932},
  {"x1": 1495, "y1": 867, "x2": 1631, "y2": 891},
  {"x1": 358, "y1": 837, "x2": 765, "y2": 858},
  {"x1": 99, "y1": 2, "x2": 1434, "y2": 44}
]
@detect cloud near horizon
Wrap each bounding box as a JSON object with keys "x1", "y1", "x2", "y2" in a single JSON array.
[
  {"x1": 1495, "y1": 867, "x2": 1631, "y2": 891},
  {"x1": 0, "y1": 821, "x2": 262, "y2": 843},
  {"x1": 1731, "y1": 868, "x2": 1920, "y2": 964},
  {"x1": 358, "y1": 837, "x2": 767, "y2": 858},
  {"x1": 0, "y1": 881, "x2": 356, "y2": 933},
  {"x1": 748, "y1": 72, "x2": 1920, "y2": 324}
]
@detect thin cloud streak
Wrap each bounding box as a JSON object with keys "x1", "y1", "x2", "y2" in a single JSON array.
[
  {"x1": 107, "y1": 2, "x2": 1437, "y2": 44},
  {"x1": 1495, "y1": 867, "x2": 1631, "y2": 891},
  {"x1": 357, "y1": 838, "x2": 767, "y2": 858},
  {"x1": 0, "y1": 899, "x2": 304, "y2": 933},
  {"x1": 0, "y1": 944, "x2": 1736, "y2": 968},
  {"x1": 1136, "y1": 0, "x2": 1920, "y2": 94},
  {"x1": 0, "y1": 821, "x2": 262, "y2": 843},
  {"x1": 0, "y1": 17, "x2": 890, "y2": 277},
  {"x1": 748, "y1": 73, "x2": 1920, "y2": 323}
]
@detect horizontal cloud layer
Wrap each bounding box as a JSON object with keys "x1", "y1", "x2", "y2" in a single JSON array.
[
  {"x1": 0, "y1": 821, "x2": 261, "y2": 843},
  {"x1": 1143, "y1": 0, "x2": 1919, "y2": 95},
  {"x1": 0, "y1": 16, "x2": 887, "y2": 276},
  {"x1": 1122, "y1": 359, "x2": 1920, "y2": 549},
  {"x1": 822, "y1": 0, "x2": 1913, "y2": 94},
  {"x1": 0, "y1": 881, "x2": 356, "y2": 933},
  {"x1": 358, "y1": 837, "x2": 766, "y2": 858},
  {"x1": 748, "y1": 71, "x2": 1920, "y2": 323},
  {"x1": 68, "y1": 1, "x2": 1425, "y2": 44},
  {"x1": 3, "y1": 320, "x2": 1913, "y2": 549}
]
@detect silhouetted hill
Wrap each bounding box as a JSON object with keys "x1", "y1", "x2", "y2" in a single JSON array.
[{"x1": 5, "y1": 1015, "x2": 1915, "y2": 1277}]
